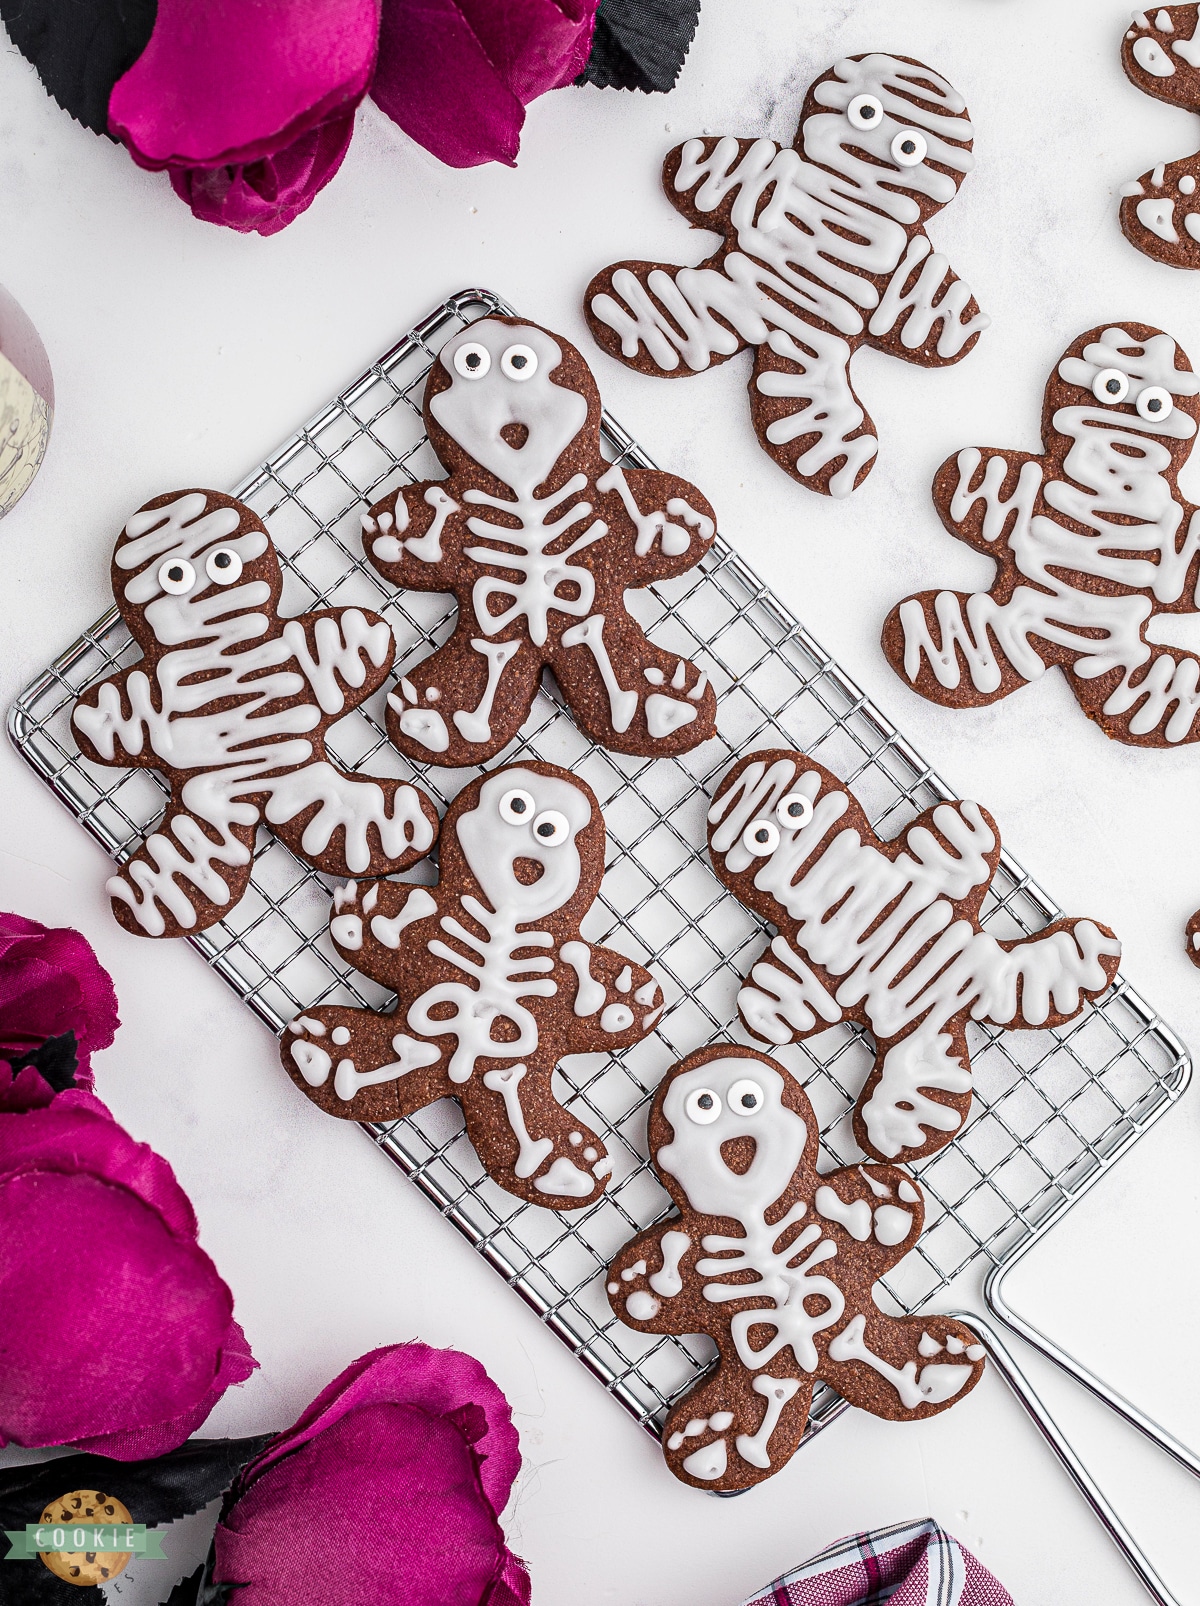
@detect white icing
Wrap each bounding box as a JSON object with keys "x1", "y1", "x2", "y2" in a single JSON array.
[
  {"x1": 966, "y1": 1343, "x2": 986, "y2": 1361},
  {"x1": 1157, "y1": 9, "x2": 1174, "y2": 30},
  {"x1": 873, "y1": 1204, "x2": 914, "y2": 1245},
  {"x1": 482, "y1": 1064, "x2": 554, "y2": 1178},
  {"x1": 858, "y1": 1165, "x2": 892, "y2": 1199},
  {"x1": 404, "y1": 486, "x2": 458, "y2": 563},
  {"x1": 601, "y1": 1003, "x2": 635, "y2": 1032},
  {"x1": 290, "y1": 1016, "x2": 325, "y2": 1035},
  {"x1": 331, "y1": 1026, "x2": 351, "y2": 1046},
  {"x1": 645, "y1": 693, "x2": 699, "y2": 737},
  {"x1": 596, "y1": 462, "x2": 714, "y2": 556},
  {"x1": 649, "y1": 1230, "x2": 691, "y2": 1296},
  {"x1": 452, "y1": 639, "x2": 521, "y2": 744},
  {"x1": 1134, "y1": 33, "x2": 1176, "y2": 73},
  {"x1": 561, "y1": 615, "x2": 639, "y2": 732},
  {"x1": 616, "y1": 966, "x2": 633, "y2": 992},
  {"x1": 681, "y1": 1438, "x2": 728, "y2": 1480},
  {"x1": 290, "y1": 1039, "x2": 331, "y2": 1086},
  {"x1": 815, "y1": 1183, "x2": 872, "y2": 1240},
  {"x1": 1186, "y1": 212, "x2": 1200, "y2": 241},
  {"x1": 534, "y1": 1156, "x2": 596, "y2": 1197},
  {"x1": 560, "y1": 940, "x2": 606, "y2": 1015},
  {"x1": 1137, "y1": 197, "x2": 1178, "y2": 240},
  {"x1": 897, "y1": 1179, "x2": 920, "y2": 1204},
  {"x1": 635, "y1": 980, "x2": 658, "y2": 1005},
  {"x1": 626, "y1": 1290, "x2": 661, "y2": 1320},
  {"x1": 290, "y1": 1030, "x2": 438, "y2": 1097},
  {"x1": 1182, "y1": 174, "x2": 1197, "y2": 194},
  {"x1": 667, "y1": 1412, "x2": 734, "y2": 1451},
  {"x1": 735, "y1": 1375, "x2": 802, "y2": 1469},
  {"x1": 370, "y1": 886, "x2": 438, "y2": 947},
  {"x1": 330, "y1": 913, "x2": 363, "y2": 950},
  {"x1": 918, "y1": 1332, "x2": 943, "y2": 1357},
  {"x1": 621, "y1": 1261, "x2": 647, "y2": 1280},
  {"x1": 828, "y1": 1314, "x2": 974, "y2": 1407}
]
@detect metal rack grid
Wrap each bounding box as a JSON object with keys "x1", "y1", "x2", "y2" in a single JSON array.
[{"x1": 9, "y1": 287, "x2": 1190, "y2": 1451}]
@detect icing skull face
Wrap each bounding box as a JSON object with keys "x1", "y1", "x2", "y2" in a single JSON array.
[{"x1": 456, "y1": 766, "x2": 592, "y2": 922}]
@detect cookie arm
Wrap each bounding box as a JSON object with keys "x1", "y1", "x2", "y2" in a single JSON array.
[
  {"x1": 72, "y1": 665, "x2": 166, "y2": 769},
  {"x1": 104, "y1": 795, "x2": 259, "y2": 940},
  {"x1": 606, "y1": 1219, "x2": 710, "y2": 1334},
  {"x1": 459, "y1": 1059, "x2": 611, "y2": 1209},
  {"x1": 283, "y1": 606, "x2": 396, "y2": 713},
  {"x1": 932, "y1": 445, "x2": 1045, "y2": 556},
  {"x1": 660, "y1": 1353, "x2": 815, "y2": 1493},
  {"x1": 384, "y1": 624, "x2": 543, "y2": 767},
  {"x1": 881, "y1": 588, "x2": 1041, "y2": 708},
  {"x1": 976, "y1": 917, "x2": 1122, "y2": 1031},
  {"x1": 264, "y1": 765, "x2": 439, "y2": 879},
  {"x1": 558, "y1": 944, "x2": 664, "y2": 1054},
  {"x1": 818, "y1": 1312, "x2": 985, "y2": 1422},
  {"x1": 280, "y1": 1003, "x2": 449, "y2": 1124},
  {"x1": 362, "y1": 479, "x2": 470, "y2": 593},
  {"x1": 866, "y1": 230, "x2": 989, "y2": 368}
]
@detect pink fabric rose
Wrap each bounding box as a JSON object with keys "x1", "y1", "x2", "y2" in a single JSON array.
[
  {"x1": 213, "y1": 1343, "x2": 529, "y2": 1604},
  {"x1": 0, "y1": 1089, "x2": 256, "y2": 1459},
  {"x1": 0, "y1": 913, "x2": 118, "y2": 1111}
]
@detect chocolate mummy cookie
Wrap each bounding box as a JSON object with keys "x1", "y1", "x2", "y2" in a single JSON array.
[
  {"x1": 883, "y1": 324, "x2": 1200, "y2": 746},
  {"x1": 71, "y1": 491, "x2": 439, "y2": 938},
  {"x1": 362, "y1": 316, "x2": 718, "y2": 766},
  {"x1": 707, "y1": 750, "x2": 1121, "y2": 1166},
  {"x1": 609, "y1": 1045, "x2": 985, "y2": 1492},
  {"x1": 282, "y1": 762, "x2": 664, "y2": 1209},
  {"x1": 584, "y1": 52, "x2": 988, "y2": 498},
  {"x1": 1120, "y1": 7, "x2": 1200, "y2": 267}
]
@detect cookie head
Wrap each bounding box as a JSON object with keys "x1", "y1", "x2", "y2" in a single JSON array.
[
  {"x1": 707, "y1": 750, "x2": 828, "y2": 882},
  {"x1": 450, "y1": 763, "x2": 597, "y2": 923},
  {"x1": 427, "y1": 318, "x2": 599, "y2": 496},
  {"x1": 1046, "y1": 324, "x2": 1200, "y2": 451}
]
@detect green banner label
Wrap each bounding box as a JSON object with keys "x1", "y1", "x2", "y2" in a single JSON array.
[{"x1": 4, "y1": 1524, "x2": 166, "y2": 1560}]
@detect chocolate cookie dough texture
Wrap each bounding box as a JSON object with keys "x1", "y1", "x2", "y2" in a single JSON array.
[
  {"x1": 1120, "y1": 7, "x2": 1200, "y2": 267},
  {"x1": 362, "y1": 315, "x2": 718, "y2": 767},
  {"x1": 281, "y1": 762, "x2": 664, "y2": 1210},
  {"x1": 883, "y1": 324, "x2": 1200, "y2": 746},
  {"x1": 584, "y1": 52, "x2": 988, "y2": 498},
  {"x1": 72, "y1": 490, "x2": 439, "y2": 939},
  {"x1": 707, "y1": 749, "x2": 1121, "y2": 1167},
  {"x1": 608, "y1": 1045, "x2": 986, "y2": 1491}
]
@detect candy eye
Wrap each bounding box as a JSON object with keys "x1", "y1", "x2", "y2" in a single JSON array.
[
  {"x1": 741, "y1": 819, "x2": 780, "y2": 857},
  {"x1": 727, "y1": 1078, "x2": 764, "y2": 1116},
  {"x1": 453, "y1": 341, "x2": 491, "y2": 380},
  {"x1": 1136, "y1": 384, "x2": 1174, "y2": 422},
  {"x1": 500, "y1": 343, "x2": 538, "y2": 381},
  {"x1": 847, "y1": 93, "x2": 883, "y2": 130},
  {"x1": 684, "y1": 1087, "x2": 722, "y2": 1125},
  {"x1": 498, "y1": 788, "x2": 535, "y2": 824},
  {"x1": 1092, "y1": 368, "x2": 1130, "y2": 405},
  {"x1": 890, "y1": 129, "x2": 928, "y2": 167},
  {"x1": 157, "y1": 557, "x2": 195, "y2": 595},
  {"x1": 776, "y1": 792, "x2": 814, "y2": 829},
  {"x1": 533, "y1": 809, "x2": 570, "y2": 845},
  {"x1": 205, "y1": 547, "x2": 243, "y2": 585}
]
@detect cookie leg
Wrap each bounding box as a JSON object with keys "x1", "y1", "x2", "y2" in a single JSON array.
[
  {"x1": 551, "y1": 616, "x2": 716, "y2": 756},
  {"x1": 107, "y1": 799, "x2": 258, "y2": 939},
  {"x1": 280, "y1": 1005, "x2": 448, "y2": 1123},
  {"x1": 853, "y1": 1025, "x2": 974, "y2": 1166},
  {"x1": 1071, "y1": 641, "x2": 1200, "y2": 746},
  {"x1": 820, "y1": 1312, "x2": 984, "y2": 1422},
  {"x1": 460, "y1": 1063, "x2": 611, "y2": 1209},
  {"x1": 385, "y1": 631, "x2": 543, "y2": 767},
  {"x1": 263, "y1": 762, "x2": 439, "y2": 877},
  {"x1": 882, "y1": 589, "x2": 1037, "y2": 709},
  {"x1": 749, "y1": 327, "x2": 878, "y2": 498},
  {"x1": 662, "y1": 1361, "x2": 813, "y2": 1492}
]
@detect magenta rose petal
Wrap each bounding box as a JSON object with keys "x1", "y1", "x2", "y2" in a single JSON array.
[
  {"x1": 459, "y1": 0, "x2": 598, "y2": 101},
  {"x1": 169, "y1": 111, "x2": 357, "y2": 237},
  {"x1": 0, "y1": 913, "x2": 119, "y2": 1082}
]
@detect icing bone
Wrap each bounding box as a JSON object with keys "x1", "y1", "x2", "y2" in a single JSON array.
[
  {"x1": 883, "y1": 323, "x2": 1200, "y2": 748},
  {"x1": 363, "y1": 316, "x2": 719, "y2": 766},
  {"x1": 71, "y1": 490, "x2": 439, "y2": 939},
  {"x1": 584, "y1": 52, "x2": 988, "y2": 498},
  {"x1": 706, "y1": 749, "x2": 1122, "y2": 1166},
  {"x1": 1119, "y1": 7, "x2": 1200, "y2": 267},
  {"x1": 608, "y1": 1045, "x2": 986, "y2": 1492},
  {"x1": 280, "y1": 762, "x2": 665, "y2": 1209}
]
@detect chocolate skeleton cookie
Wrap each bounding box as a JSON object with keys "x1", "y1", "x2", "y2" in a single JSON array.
[
  {"x1": 609, "y1": 1045, "x2": 985, "y2": 1492},
  {"x1": 282, "y1": 761, "x2": 664, "y2": 1209},
  {"x1": 584, "y1": 52, "x2": 988, "y2": 498},
  {"x1": 706, "y1": 750, "x2": 1121, "y2": 1166},
  {"x1": 72, "y1": 490, "x2": 439, "y2": 938},
  {"x1": 362, "y1": 315, "x2": 718, "y2": 766},
  {"x1": 1120, "y1": 7, "x2": 1200, "y2": 267},
  {"x1": 883, "y1": 324, "x2": 1200, "y2": 746}
]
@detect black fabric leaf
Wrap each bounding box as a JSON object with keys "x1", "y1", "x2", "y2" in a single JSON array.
[
  {"x1": 0, "y1": 0, "x2": 158, "y2": 136},
  {"x1": 0, "y1": 1563, "x2": 104, "y2": 1606},
  {"x1": 165, "y1": 1565, "x2": 206, "y2": 1606},
  {"x1": 7, "y1": 1032, "x2": 80, "y2": 1094},
  {"x1": 577, "y1": 0, "x2": 702, "y2": 93}
]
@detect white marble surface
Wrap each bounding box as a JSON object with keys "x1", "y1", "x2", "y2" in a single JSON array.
[{"x1": 2, "y1": 1, "x2": 1199, "y2": 1600}]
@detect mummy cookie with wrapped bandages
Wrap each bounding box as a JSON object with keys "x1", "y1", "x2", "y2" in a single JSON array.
[
  {"x1": 707, "y1": 750, "x2": 1121, "y2": 1167},
  {"x1": 883, "y1": 324, "x2": 1200, "y2": 747},
  {"x1": 609, "y1": 1045, "x2": 985, "y2": 1492},
  {"x1": 1120, "y1": 7, "x2": 1200, "y2": 267},
  {"x1": 362, "y1": 316, "x2": 718, "y2": 765},
  {"x1": 281, "y1": 762, "x2": 664, "y2": 1209},
  {"x1": 71, "y1": 490, "x2": 439, "y2": 939},
  {"x1": 584, "y1": 52, "x2": 987, "y2": 498}
]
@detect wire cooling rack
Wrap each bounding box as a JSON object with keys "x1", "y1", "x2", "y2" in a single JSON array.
[{"x1": 9, "y1": 288, "x2": 1191, "y2": 1452}]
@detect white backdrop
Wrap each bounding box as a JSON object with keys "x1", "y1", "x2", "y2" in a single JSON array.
[{"x1": 2, "y1": 2, "x2": 1199, "y2": 1601}]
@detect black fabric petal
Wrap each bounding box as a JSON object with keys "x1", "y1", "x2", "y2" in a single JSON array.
[
  {"x1": 0, "y1": 0, "x2": 158, "y2": 135},
  {"x1": 7, "y1": 1032, "x2": 80, "y2": 1094},
  {"x1": 577, "y1": 0, "x2": 702, "y2": 93}
]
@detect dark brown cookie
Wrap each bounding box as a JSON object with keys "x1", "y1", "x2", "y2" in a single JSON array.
[
  {"x1": 281, "y1": 761, "x2": 664, "y2": 1209},
  {"x1": 608, "y1": 1044, "x2": 985, "y2": 1492},
  {"x1": 1119, "y1": 8, "x2": 1200, "y2": 268},
  {"x1": 705, "y1": 749, "x2": 1122, "y2": 1167},
  {"x1": 584, "y1": 52, "x2": 987, "y2": 498},
  {"x1": 362, "y1": 316, "x2": 718, "y2": 766},
  {"x1": 71, "y1": 490, "x2": 439, "y2": 939}
]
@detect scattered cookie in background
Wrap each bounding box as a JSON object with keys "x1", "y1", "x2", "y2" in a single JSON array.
[
  {"x1": 364, "y1": 314, "x2": 718, "y2": 765},
  {"x1": 706, "y1": 749, "x2": 1122, "y2": 1166},
  {"x1": 72, "y1": 490, "x2": 440, "y2": 939},
  {"x1": 1119, "y1": 6, "x2": 1200, "y2": 267},
  {"x1": 608, "y1": 1045, "x2": 986, "y2": 1491},
  {"x1": 585, "y1": 52, "x2": 988, "y2": 497},
  {"x1": 0, "y1": 283, "x2": 53, "y2": 519},
  {"x1": 282, "y1": 761, "x2": 664, "y2": 1209}
]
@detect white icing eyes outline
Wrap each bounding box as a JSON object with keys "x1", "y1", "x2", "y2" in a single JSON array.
[
  {"x1": 1092, "y1": 367, "x2": 1130, "y2": 405},
  {"x1": 1136, "y1": 384, "x2": 1174, "y2": 422},
  {"x1": 157, "y1": 557, "x2": 196, "y2": 595},
  {"x1": 727, "y1": 1078, "x2": 764, "y2": 1116},
  {"x1": 500, "y1": 344, "x2": 538, "y2": 381},
  {"x1": 532, "y1": 809, "x2": 569, "y2": 845},
  {"x1": 890, "y1": 129, "x2": 928, "y2": 168},
  {"x1": 741, "y1": 819, "x2": 780, "y2": 857},
  {"x1": 846, "y1": 93, "x2": 883, "y2": 131},
  {"x1": 684, "y1": 1086, "x2": 722, "y2": 1124},
  {"x1": 775, "y1": 792, "x2": 814, "y2": 830},
  {"x1": 498, "y1": 787, "x2": 535, "y2": 824},
  {"x1": 205, "y1": 547, "x2": 243, "y2": 585},
  {"x1": 453, "y1": 342, "x2": 491, "y2": 380}
]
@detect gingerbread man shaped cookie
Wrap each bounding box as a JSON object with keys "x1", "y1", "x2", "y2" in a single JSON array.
[
  {"x1": 584, "y1": 52, "x2": 988, "y2": 498},
  {"x1": 72, "y1": 490, "x2": 439, "y2": 939},
  {"x1": 707, "y1": 750, "x2": 1121, "y2": 1167},
  {"x1": 1120, "y1": 7, "x2": 1200, "y2": 267},
  {"x1": 883, "y1": 324, "x2": 1200, "y2": 746},
  {"x1": 282, "y1": 762, "x2": 664, "y2": 1209},
  {"x1": 362, "y1": 316, "x2": 718, "y2": 766},
  {"x1": 609, "y1": 1045, "x2": 986, "y2": 1491}
]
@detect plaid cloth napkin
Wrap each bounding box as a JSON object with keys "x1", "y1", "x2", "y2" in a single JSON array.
[{"x1": 740, "y1": 1518, "x2": 1014, "y2": 1606}]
